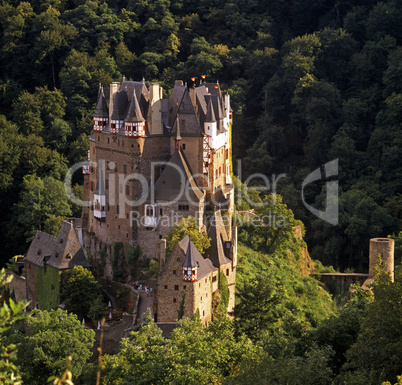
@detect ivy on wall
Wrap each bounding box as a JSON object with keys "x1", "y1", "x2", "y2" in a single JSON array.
[
  {"x1": 35, "y1": 264, "x2": 60, "y2": 310},
  {"x1": 111, "y1": 242, "x2": 124, "y2": 282}
]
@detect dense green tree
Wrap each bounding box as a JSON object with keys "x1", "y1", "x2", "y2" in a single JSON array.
[
  {"x1": 13, "y1": 308, "x2": 94, "y2": 385},
  {"x1": 60, "y1": 265, "x2": 102, "y2": 320},
  {"x1": 342, "y1": 266, "x2": 402, "y2": 384},
  {"x1": 165, "y1": 216, "x2": 211, "y2": 255},
  {"x1": 13, "y1": 174, "x2": 72, "y2": 241}
]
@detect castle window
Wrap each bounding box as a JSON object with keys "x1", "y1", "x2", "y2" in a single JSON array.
[
  {"x1": 203, "y1": 310, "x2": 205, "y2": 316},
  {"x1": 126, "y1": 233, "x2": 128, "y2": 238},
  {"x1": 98, "y1": 136, "x2": 100, "y2": 142},
  {"x1": 118, "y1": 225, "x2": 120, "y2": 229},
  {"x1": 182, "y1": 143, "x2": 186, "y2": 150},
  {"x1": 183, "y1": 285, "x2": 186, "y2": 290},
  {"x1": 173, "y1": 270, "x2": 176, "y2": 275},
  {"x1": 173, "y1": 298, "x2": 177, "y2": 303},
  {"x1": 205, "y1": 279, "x2": 207, "y2": 283},
  {"x1": 226, "y1": 268, "x2": 229, "y2": 276},
  {"x1": 178, "y1": 205, "x2": 189, "y2": 211},
  {"x1": 160, "y1": 208, "x2": 163, "y2": 216},
  {"x1": 107, "y1": 137, "x2": 110, "y2": 144},
  {"x1": 107, "y1": 203, "x2": 110, "y2": 211},
  {"x1": 212, "y1": 276, "x2": 217, "y2": 282},
  {"x1": 126, "y1": 213, "x2": 129, "y2": 219},
  {"x1": 105, "y1": 179, "x2": 108, "y2": 189},
  {"x1": 174, "y1": 285, "x2": 179, "y2": 290},
  {"x1": 146, "y1": 206, "x2": 154, "y2": 216},
  {"x1": 126, "y1": 184, "x2": 130, "y2": 195},
  {"x1": 117, "y1": 205, "x2": 120, "y2": 214},
  {"x1": 123, "y1": 164, "x2": 127, "y2": 174},
  {"x1": 164, "y1": 285, "x2": 168, "y2": 289}
]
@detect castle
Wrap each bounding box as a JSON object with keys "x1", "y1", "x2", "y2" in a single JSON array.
[{"x1": 81, "y1": 79, "x2": 237, "y2": 324}]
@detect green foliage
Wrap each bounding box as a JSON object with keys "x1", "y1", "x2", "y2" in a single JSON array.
[
  {"x1": 13, "y1": 308, "x2": 94, "y2": 385},
  {"x1": 100, "y1": 308, "x2": 257, "y2": 384},
  {"x1": 234, "y1": 243, "x2": 335, "y2": 341},
  {"x1": 165, "y1": 217, "x2": 211, "y2": 256},
  {"x1": 111, "y1": 241, "x2": 124, "y2": 282},
  {"x1": 0, "y1": 269, "x2": 27, "y2": 384},
  {"x1": 177, "y1": 293, "x2": 185, "y2": 320},
  {"x1": 87, "y1": 295, "x2": 105, "y2": 322},
  {"x1": 43, "y1": 214, "x2": 64, "y2": 236},
  {"x1": 14, "y1": 174, "x2": 72, "y2": 242},
  {"x1": 124, "y1": 243, "x2": 143, "y2": 278},
  {"x1": 216, "y1": 270, "x2": 229, "y2": 318},
  {"x1": 341, "y1": 264, "x2": 402, "y2": 384},
  {"x1": 60, "y1": 266, "x2": 101, "y2": 320}
]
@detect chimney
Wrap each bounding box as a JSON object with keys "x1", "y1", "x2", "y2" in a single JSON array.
[
  {"x1": 160, "y1": 239, "x2": 166, "y2": 270},
  {"x1": 149, "y1": 82, "x2": 163, "y2": 135},
  {"x1": 109, "y1": 82, "x2": 120, "y2": 122}
]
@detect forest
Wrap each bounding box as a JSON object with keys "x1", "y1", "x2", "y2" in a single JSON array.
[
  {"x1": 0, "y1": 0, "x2": 401, "y2": 269},
  {"x1": 0, "y1": 0, "x2": 402, "y2": 382}
]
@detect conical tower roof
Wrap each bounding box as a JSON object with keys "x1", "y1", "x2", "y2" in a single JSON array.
[
  {"x1": 94, "y1": 85, "x2": 109, "y2": 118},
  {"x1": 183, "y1": 238, "x2": 197, "y2": 268},
  {"x1": 205, "y1": 96, "x2": 216, "y2": 122},
  {"x1": 125, "y1": 89, "x2": 145, "y2": 123}
]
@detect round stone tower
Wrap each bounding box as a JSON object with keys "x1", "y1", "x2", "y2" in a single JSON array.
[{"x1": 369, "y1": 238, "x2": 395, "y2": 281}]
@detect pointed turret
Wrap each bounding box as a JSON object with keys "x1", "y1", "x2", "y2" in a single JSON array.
[
  {"x1": 205, "y1": 96, "x2": 216, "y2": 122},
  {"x1": 126, "y1": 89, "x2": 145, "y2": 123},
  {"x1": 183, "y1": 238, "x2": 197, "y2": 282},
  {"x1": 93, "y1": 85, "x2": 109, "y2": 132},
  {"x1": 124, "y1": 89, "x2": 146, "y2": 137}
]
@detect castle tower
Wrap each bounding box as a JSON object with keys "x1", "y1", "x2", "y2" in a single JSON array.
[
  {"x1": 183, "y1": 241, "x2": 197, "y2": 282},
  {"x1": 369, "y1": 237, "x2": 395, "y2": 281},
  {"x1": 93, "y1": 85, "x2": 109, "y2": 132},
  {"x1": 124, "y1": 89, "x2": 145, "y2": 137}
]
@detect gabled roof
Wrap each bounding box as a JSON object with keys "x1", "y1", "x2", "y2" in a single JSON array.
[
  {"x1": 178, "y1": 235, "x2": 217, "y2": 279},
  {"x1": 153, "y1": 149, "x2": 203, "y2": 202},
  {"x1": 94, "y1": 85, "x2": 109, "y2": 118},
  {"x1": 24, "y1": 222, "x2": 89, "y2": 270},
  {"x1": 204, "y1": 211, "x2": 231, "y2": 266},
  {"x1": 47, "y1": 222, "x2": 90, "y2": 270},
  {"x1": 125, "y1": 89, "x2": 145, "y2": 123},
  {"x1": 25, "y1": 231, "x2": 57, "y2": 266}
]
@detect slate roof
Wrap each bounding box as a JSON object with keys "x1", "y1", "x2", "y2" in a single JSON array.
[
  {"x1": 25, "y1": 221, "x2": 89, "y2": 270},
  {"x1": 153, "y1": 149, "x2": 203, "y2": 202},
  {"x1": 183, "y1": 238, "x2": 197, "y2": 268},
  {"x1": 178, "y1": 235, "x2": 217, "y2": 279},
  {"x1": 110, "y1": 90, "x2": 128, "y2": 121},
  {"x1": 205, "y1": 96, "x2": 216, "y2": 122},
  {"x1": 25, "y1": 231, "x2": 57, "y2": 266},
  {"x1": 125, "y1": 89, "x2": 145, "y2": 123},
  {"x1": 94, "y1": 85, "x2": 109, "y2": 118},
  {"x1": 204, "y1": 211, "x2": 232, "y2": 266}
]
